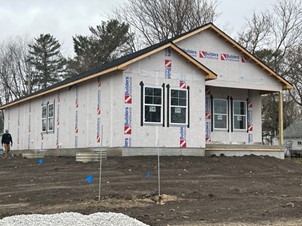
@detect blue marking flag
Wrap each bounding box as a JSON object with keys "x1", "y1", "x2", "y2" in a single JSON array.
[
  {"x1": 86, "y1": 175, "x2": 93, "y2": 183},
  {"x1": 38, "y1": 159, "x2": 44, "y2": 165},
  {"x1": 146, "y1": 171, "x2": 151, "y2": 179}
]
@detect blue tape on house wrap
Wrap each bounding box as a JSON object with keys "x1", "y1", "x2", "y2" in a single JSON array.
[{"x1": 86, "y1": 175, "x2": 93, "y2": 183}]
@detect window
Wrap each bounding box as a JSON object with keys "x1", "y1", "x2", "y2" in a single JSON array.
[
  {"x1": 170, "y1": 89, "x2": 187, "y2": 124},
  {"x1": 42, "y1": 103, "x2": 55, "y2": 132},
  {"x1": 144, "y1": 87, "x2": 162, "y2": 123},
  {"x1": 298, "y1": 141, "x2": 302, "y2": 146},
  {"x1": 233, "y1": 100, "x2": 247, "y2": 130},
  {"x1": 48, "y1": 103, "x2": 54, "y2": 131},
  {"x1": 213, "y1": 99, "x2": 228, "y2": 129},
  {"x1": 42, "y1": 106, "x2": 47, "y2": 132}
]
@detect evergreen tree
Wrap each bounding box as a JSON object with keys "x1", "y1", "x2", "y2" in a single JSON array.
[
  {"x1": 68, "y1": 19, "x2": 133, "y2": 74},
  {"x1": 28, "y1": 34, "x2": 67, "y2": 92}
]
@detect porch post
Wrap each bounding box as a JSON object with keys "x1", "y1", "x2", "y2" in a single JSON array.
[{"x1": 278, "y1": 91, "x2": 283, "y2": 145}]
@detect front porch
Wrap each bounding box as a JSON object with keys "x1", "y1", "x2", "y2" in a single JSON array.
[{"x1": 205, "y1": 143, "x2": 284, "y2": 159}]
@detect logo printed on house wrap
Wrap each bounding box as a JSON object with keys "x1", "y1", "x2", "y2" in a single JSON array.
[
  {"x1": 97, "y1": 76, "x2": 101, "y2": 87},
  {"x1": 124, "y1": 107, "x2": 132, "y2": 134},
  {"x1": 97, "y1": 90, "x2": 101, "y2": 114},
  {"x1": 182, "y1": 49, "x2": 197, "y2": 57},
  {"x1": 221, "y1": 53, "x2": 240, "y2": 62},
  {"x1": 165, "y1": 48, "x2": 171, "y2": 57},
  {"x1": 180, "y1": 127, "x2": 187, "y2": 148},
  {"x1": 205, "y1": 122, "x2": 211, "y2": 142},
  {"x1": 248, "y1": 123, "x2": 253, "y2": 132},
  {"x1": 205, "y1": 87, "x2": 211, "y2": 96},
  {"x1": 247, "y1": 109, "x2": 252, "y2": 124},
  {"x1": 205, "y1": 112, "x2": 211, "y2": 120},
  {"x1": 248, "y1": 133, "x2": 253, "y2": 144},
  {"x1": 241, "y1": 56, "x2": 249, "y2": 63},
  {"x1": 56, "y1": 128, "x2": 60, "y2": 148},
  {"x1": 75, "y1": 87, "x2": 79, "y2": 108},
  {"x1": 57, "y1": 105, "x2": 60, "y2": 125},
  {"x1": 75, "y1": 111, "x2": 78, "y2": 133},
  {"x1": 165, "y1": 68, "x2": 171, "y2": 79},
  {"x1": 75, "y1": 136, "x2": 78, "y2": 148},
  {"x1": 199, "y1": 51, "x2": 219, "y2": 60},
  {"x1": 179, "y1": 80, "x2": 186, "y2": 89},
  {"x1": 124, "y1": 77, "x2": 132, "y2": 104},
  {"x1": 28, "y1": 115, "x2": 31, "y2": 132},
  {"x1": 247, "y1": 109, "x2": 253, "y2": 132},
  {"x1": 165, "y1": 59, "x2": 172, "y2": 68},
  {"x1": 124, "y1": 138, "x2": 132, "y2": 147},
  {"x1": 57, "y1": 91, "x2": 60, "y2": 102},
  {"x1": 96, "y1": 118, "x2": 100, "y2": 143},
  {"x1": 205, "y1": 96, "x2": 211, "y2": 113}
]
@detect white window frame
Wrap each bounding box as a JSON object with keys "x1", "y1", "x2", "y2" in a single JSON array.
[
  {"x1": 170, "y1": 88, "x2": 188, "y2": 125},
  {"x1": 143, "y1": 86, "x2": 163, "y2": 124},
  {"x1": 298, "y1": 141, "x2": 302, "y2": 146},
  {"x1": 233, "y1": 100, "x2": 247, "y2": 131},
  {"x1": 213, "y1": 99, "x2": 228, "y2": 130},
  {"x1": 48, "y1": 103, "x2": 54, "y2": 132},
  {"x1": 41, "y1": 103, "x2": 55, "y2": 132},
  {"x1": 42, "y1": 105, "x2": 47, "y2": 132}
]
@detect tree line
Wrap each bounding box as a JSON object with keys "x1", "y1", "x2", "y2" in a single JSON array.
[{"x1": 0, "y1": 0, "x2": 301, "y2": 143}]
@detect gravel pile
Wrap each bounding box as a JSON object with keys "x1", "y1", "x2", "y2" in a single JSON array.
[{"x1": 0, "y1": 212, "x2": 149, "y2": 226}]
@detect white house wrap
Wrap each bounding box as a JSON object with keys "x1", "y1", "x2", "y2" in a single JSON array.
[{"x1": 0, "y1": 23, "x2": 292, "y2": 159}]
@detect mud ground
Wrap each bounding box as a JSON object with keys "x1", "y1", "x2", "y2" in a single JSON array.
[{"x1": 1, "y1": 154, "x2": 302, "y2": 225}]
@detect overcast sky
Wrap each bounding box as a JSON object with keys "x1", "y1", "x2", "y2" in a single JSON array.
[{"x1": 1, "y1": 0, "x2": 278, "y2": 56}]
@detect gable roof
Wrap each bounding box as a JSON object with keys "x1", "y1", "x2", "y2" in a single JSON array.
[
  {"x1": 0, "y1": 22, "x2": 292, "y2": 110},
  {"x1": 0, "y1": 41, "x2": 216, "y2": 110},
  {"x1": 284, "y1": 120, "x2": 302, "y2": 138},
  {"x1": 172, "y1": 23, "x2": 293, "y2": 90}
]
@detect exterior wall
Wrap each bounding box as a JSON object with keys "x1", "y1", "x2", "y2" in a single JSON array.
[
  {"x1": 205, "y1": 87, "x2": 262, "y2": 144},
  {"x1": 176, "y1": 29, "x2": 283, "y2": 92},
  {"x1": 5, "y1": 48, "x2": 206, "y2": 154},
  {"x1": 5, "y1": 72, "x2": 123, "y2": 151},
  {"x1": 118, "y1": 48, "x2": 206, "y2": 151}
]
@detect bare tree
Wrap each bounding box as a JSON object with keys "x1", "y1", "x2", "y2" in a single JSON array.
[
  {"x1": 238, "y1": 0, "x2": 302, "y2": 71},
  {"x1": 113, "y1": 0, "x2": 219, "y2": 47},
  {"x1": 0, "y1": 37, "x2": 33, "y2": 103},
  {"x1": 238, "y1": 0, "x2": 302, "y2": 141}
]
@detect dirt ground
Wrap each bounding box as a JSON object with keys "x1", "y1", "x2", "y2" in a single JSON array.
[{"x1": 1, "y1": 154, "x2": 302, "y2": 226}]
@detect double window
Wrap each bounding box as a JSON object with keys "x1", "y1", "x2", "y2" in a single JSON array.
[
  {"x1": 213, "y1": 99, "x2": 247, "y2": 131},
  {"x1": 143, "y1": 85, "x2": 188, "y2": 126},
  {"x1": 42, "y1": 103, "x2": 54, "y2": 132}
]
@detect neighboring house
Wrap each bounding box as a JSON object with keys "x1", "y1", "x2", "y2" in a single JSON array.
[
  {"x1": 0, "y1": 23, "x2": 292, "y2": 159},
  {"x1": 284, "y1": 120, "x2": 302, "y2": 156}
]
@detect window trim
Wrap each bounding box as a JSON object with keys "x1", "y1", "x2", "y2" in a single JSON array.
[
  {"x1": 213, "y1": 98, "x2": 228, "y2": 130},
  {"x1": 42, "y1": 105, "x2": 47, "y2": 132},
  {"x1": 41, "y1": 102, "x2": 55, "y2": 133},
  {"x1": 143, "y1": 86, "x2": 163, "y2": 124},
  {"x1": 233, "y1": 100, "x2": 247, "y2": 131},
  {"x1": 48, "y1": 103, "x2": 54, "y2": 132},
  {"x1": 169, "y1": 88, "x2": 188, "y2": 126}
]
